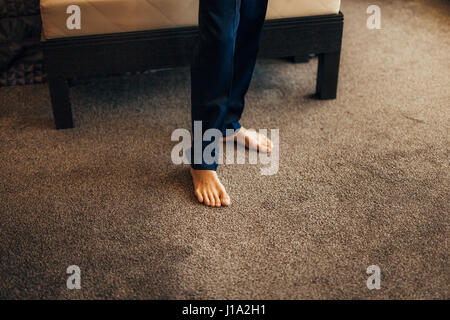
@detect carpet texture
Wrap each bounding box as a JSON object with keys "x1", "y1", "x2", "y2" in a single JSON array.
[{"x1": 0, "y1": 0, "x2": 449, "y2": 299}]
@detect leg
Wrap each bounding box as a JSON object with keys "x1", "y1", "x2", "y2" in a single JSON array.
[
  {"x1": 222, "y1": 0, "x2": 272, "y2": 155},
  {"x1": 191, "y1": 0, "x2": 241, "y2": 171},
  {"x1": 190, "y1": 0, "x2": 242, "y2": 207},
  {"x1": 316, "y1": 51, "x2": 341, "y2": 100},
  {"x1": 224, "y1": 0, "x2": 269, "y2": 132},
  {"x1": 48, "y1": 77, "x2": 74, "y2": 129}
]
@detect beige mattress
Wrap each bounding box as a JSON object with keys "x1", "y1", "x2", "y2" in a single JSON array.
[{"x1": 41, "y1": 0, "x2": 341, "y2": 39}]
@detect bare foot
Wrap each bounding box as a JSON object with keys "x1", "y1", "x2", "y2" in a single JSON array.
[
  {"x1": 222, "y1": 127, "x2": 273, "y2": 153},
  {"x1": 190, "y1": 168, "x2": 230, "y2": 207}
]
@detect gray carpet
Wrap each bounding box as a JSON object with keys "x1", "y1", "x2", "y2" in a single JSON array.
[{"x1": 0, "y1": 0, "x2": 448, "y2": 299}]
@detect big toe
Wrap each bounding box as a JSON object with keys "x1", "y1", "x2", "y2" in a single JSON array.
[{"x1": 220, "y1": 193, "x2": 231, "y2": 206}]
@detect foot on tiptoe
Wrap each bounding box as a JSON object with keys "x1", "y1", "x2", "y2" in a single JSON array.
[
  {"x1": 190, "y1": 168, "x2": 230, "y2": 207},
  {"x1": 222, "y1": 127, "x2": 273, "y2": 153}
]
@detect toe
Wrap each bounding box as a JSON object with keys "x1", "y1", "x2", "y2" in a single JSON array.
[
  {"x1": 213, "y1": 192, "x2": 221, "y2": 207},
  {"x1": 218, "y1": 186, "x2": 230, "y2": 206},
  {"x1": 195, "y1": 189, "x2": 204, "y2": 203},
  {"x1": 220, "y1": 194, "x2": 230, "y2": 206},
  {"x1": 203, "y1": 192, "x2": 211, "y2": 206},
  {"x1": 259, "y1": 144, "x2": 269, "y2": 153},
  {"x1": 208, "y1": 191, "x2": 215, "y2": 207}
]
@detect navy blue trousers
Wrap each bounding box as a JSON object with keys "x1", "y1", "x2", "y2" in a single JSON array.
[{"x1": 191, "y1": 0, "x2": 269, "y2": 170}]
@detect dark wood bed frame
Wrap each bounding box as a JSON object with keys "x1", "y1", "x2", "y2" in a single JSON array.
[{"x1": 42, "y1": 13, "x2": 343, "y2": 129}]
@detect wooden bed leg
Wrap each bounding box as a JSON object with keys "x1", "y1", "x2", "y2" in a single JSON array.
[
  {"x1": 48, "y1": 77, "x2": 74, "y2": 129},
  {"x1": 316, "y1": 51, "x2": 341, "y2": 100}
]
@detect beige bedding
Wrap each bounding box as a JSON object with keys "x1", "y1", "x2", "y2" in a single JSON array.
[{"x1": 40, "y1": 0, "x2": 341, "y2": 39}]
